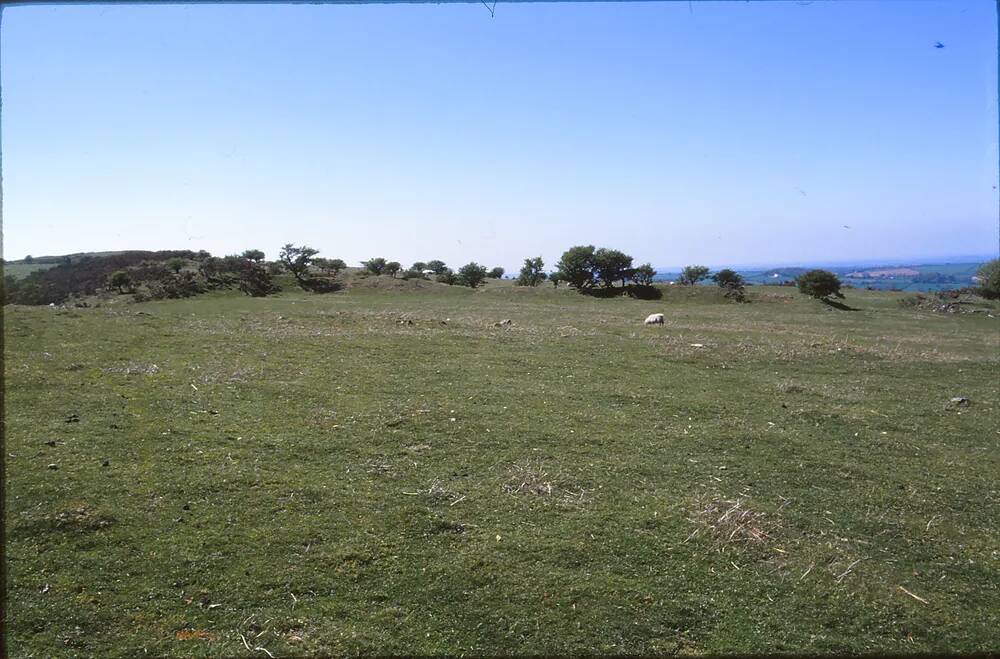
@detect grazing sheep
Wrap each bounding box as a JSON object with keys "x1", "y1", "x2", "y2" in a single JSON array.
[{"x1": 644, "y1": 313, "x2": 665, "y2": 325}]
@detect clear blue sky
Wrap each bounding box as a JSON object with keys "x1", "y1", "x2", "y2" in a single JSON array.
[{"x1": 1, "y1": 0, "x2": 997, "y2": 270}]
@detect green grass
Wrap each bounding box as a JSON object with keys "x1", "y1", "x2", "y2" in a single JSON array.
[
  {"x1": 5, "y1": 281, "x2": 999, "y2": 655},
  {"x1": 3, "y1": 262, "x2": 60, "y2": 281}
]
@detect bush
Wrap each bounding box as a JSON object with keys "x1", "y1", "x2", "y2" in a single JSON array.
[
  {"x1": 488, "y1": 267, "x2": 505, "y2": 279},
  {"x1": 976, "y1": 259, "x2": 1000, "y2": 299},
  {"x1": 457, "y1": 262, "x2": 488, "y2": 288},
  {"x1": 796, "y1": 269, "x2": 844, "y2": 300},
  {"x1": 363, "y1": 258, "x2": 388, "y2": 275},
  {"x1": 109, "y1": 270, "x2": 132, "y2": 293},
  {"x1": 516, "y1": 257, "x2": 546, "y2": 286},
  {"x1": 712, "y1": 269, "x2": 747, "y2": 303},
  {"x1": 385, "y1": 261, "x2": 402, "y2": 278},
  {"x1": 436, "y1": 268, "x2": 457, "y2": 285}
]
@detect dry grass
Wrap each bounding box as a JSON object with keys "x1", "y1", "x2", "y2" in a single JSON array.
[{"x1": 687, "y1": 497, "x2": 782, "y2": 548}]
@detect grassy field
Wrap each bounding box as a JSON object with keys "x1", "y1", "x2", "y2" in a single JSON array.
[{"x1": 4, "y1": 279, "x2": 999, "y2": 655}]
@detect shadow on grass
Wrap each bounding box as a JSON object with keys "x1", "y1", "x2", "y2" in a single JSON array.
[
  {"x1": 299, "y1": 278, "x2": 343, "y2": 294},
  {"x1": 820, "y1": 298, "x2": 859, "y2": 311},
  {"x1": 578, "y1": 285, "x2": 663, "y2": 300}
]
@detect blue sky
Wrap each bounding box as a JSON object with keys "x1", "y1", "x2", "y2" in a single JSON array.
[{"x1": 1, "y1": 0, "x2": 997, "y2": 270}]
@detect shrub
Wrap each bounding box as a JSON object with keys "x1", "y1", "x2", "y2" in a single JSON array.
[
  {"x1": 516, "y1": 257, "x2": 547, "y2": 286},
  {"x1": 976, "y1": 259, "x2": 1000, "y2": 299},
  {"x1": 713, "y1": 268, "x2": 747, "y2": 302},
  {"x1": 436, "y1": 268, "x2": 457, "y2": 285},
  {"x1": 363, "y1": 258, "x2": 388, "y2": 275},
  {"x1": 385, "y1": 261, "x2": 402, "y2": 278},
  {"x1": 488, "y1": 267, "x2": 505, "y2": 279},
  {"x1": 166, "y1": 258, "x2": 186, "y2": 274},
  {"x1": 679, "y1": 265, "x2": 710, "y2": 285},
  {"x1": 109, "y1": 270, "x2": 132, "y2": 294},
  {"x1": 457, "y1": 262, "x2": 488, "y2": 288},
  {"x1": 796, "y1": 269, "x2": 844, "y2": 300}
]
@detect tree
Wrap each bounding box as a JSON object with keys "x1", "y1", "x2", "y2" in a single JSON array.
[
  {"x1": 555, "y1": 245, "x2": 597, "y2": 290},
  {"x1": 363, "y1": 258, "x2": 388, "y2": 275},
  {"x1": 315, "y1": 258, "x2": 346, "y2": 277},
  {"x1": 24, "y1": 255, "x2": 34, "y2": 264},
  {"x1": 411, "y1": 261, "x2": 427, "y2": 273},
  {"x1": 426, "y1": 260, "x2": 448, "y2": 275},
  {"x1": 488, "y1": 267, "x2": 505, "y2": 279},
  {"x1": 457, "y1": 262, "x2": 488, "y2": 288},
  {"x1": 631, "y1": 263, "x2": 657, "y2": 286},
  {"x1": 975, "y1": 259, "x2": 1000, "y2": 299},
  {"x1": 516, "y1": 257, "x2": 547, "y2": 286},
  {"x1": 593, "y1": 248, "x2": 634, "y2": 288},
  {"x1": 679, "y1": 265, "x2": 710, "y2": 286},
  {"x1": 167, "y1": 257, "x2": 186, "y2": 274},
  {"x1": 241, "y1": 249, "x2": 265, "y2": 263},
  {"x1": 385, "y1": 261, "x2": 402, "y2": 278},
  {"x1": 109, "y1": 270, "x2": 132, "y2": 294},
  {"x1": 713, "y1": 268, "x2": 747, "y2": 302},
  {"x1": 796, "y1": 269, "x2": 844, "y2": 300},
  {"x1": 279, "y1": 244, "x2": 319, "y2": 284}
]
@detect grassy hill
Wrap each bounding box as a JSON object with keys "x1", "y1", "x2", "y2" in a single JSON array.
[{"x1": 4, "y1": 282, "x2": 999, "y2": 655}]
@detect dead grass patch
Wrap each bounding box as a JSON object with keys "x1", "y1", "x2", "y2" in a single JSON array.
[
  {"x1": 687, "y1": 497, "x2": 781, "y2": 549},
  {"x1": 102, "y1": 361, "x2": 160, "y2": 375},
  {"x1": 502, "y1": 461, "x2": 587, "y2": 507}
]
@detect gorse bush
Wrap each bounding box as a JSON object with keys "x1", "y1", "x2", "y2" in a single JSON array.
[{"x1": 796, "y1": 269, "x2": 844, "y2": 300}]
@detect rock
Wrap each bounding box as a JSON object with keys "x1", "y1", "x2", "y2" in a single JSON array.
[
  {"x1": 44, "y1": 440, "x2": 58, "y2": 447},
  {"x1": 101, "y1": 459, "x2": 110, "y2": 467},
  {"x1": 65, "y1": 414, "x2": 80, "y2": 423},
  {"x1": 948, "y1": 397, "x2": 970, "y2": 407},
  {"x1": 47, "y1": 463, "x2": 58, "y2": 470},
  {"x1": 498, "y1": 319, "x2": 513, "y2": 327}
]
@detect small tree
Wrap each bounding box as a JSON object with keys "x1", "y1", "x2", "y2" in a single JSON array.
[
  {"x1": 593, "y1": 248, "x2": 634, "y2": 288},
  {"x1": 713, "y1": 268, "x2": 747, "y2": 302},
  {"x1": 555, "y1": 245, "x2": 597, "y2": 290},
  {"x1": 363, "y1": 258, "x2": 388, "y2": 275},
  {"x1": 975, "y1": 258, "x2": 1000, "y2": 299},
  {"x1": 314, "y1": 258, "x2": 346, "y2": 277},
  {"x1": 457, "y1": 262, "x2": 488, "y2": 288},
  {"x1": 796, "y1": 269, "x2": 844, "y2": 300},
  {"x1": 488, "y1": 267, "x2": 505, "y2": 279},
  {"x1": 167, "y1": 257, "x2": 186, "y2": 274},
  {"x1": 241, "y1": 249, "x2": 265, "y2": 263},
  {"x1": 24, "y1": 255, "x2": 33, "y2": 264},
  {"x1": 426, "y1": 260, "x2": 448, "y2": 275},
  {"x1": 385, "y1": 261, "x2": 402, "y2": 278},
  {"x1": 516, "y1": 257, "x2": 547, "y2": 286},
  {"x1": 411, "y1": 261, "x2": 428, "y2": 273},
  {"x1": 631, "y1": 263, "x2": 657, "y2": 286},
  {"x1": 679, "y1": 265, "x2": 710, "y2": 285},
  {"x1": 279, "y1": 244, "x2": 319, "y2": 284},
  {"x1": 109, "y1": 270, "x2": 132, "y2": 294}
]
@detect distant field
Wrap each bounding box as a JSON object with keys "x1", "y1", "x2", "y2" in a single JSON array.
[{"x1": 4, "y1": 281, "x2": 999, "y2": 655}]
